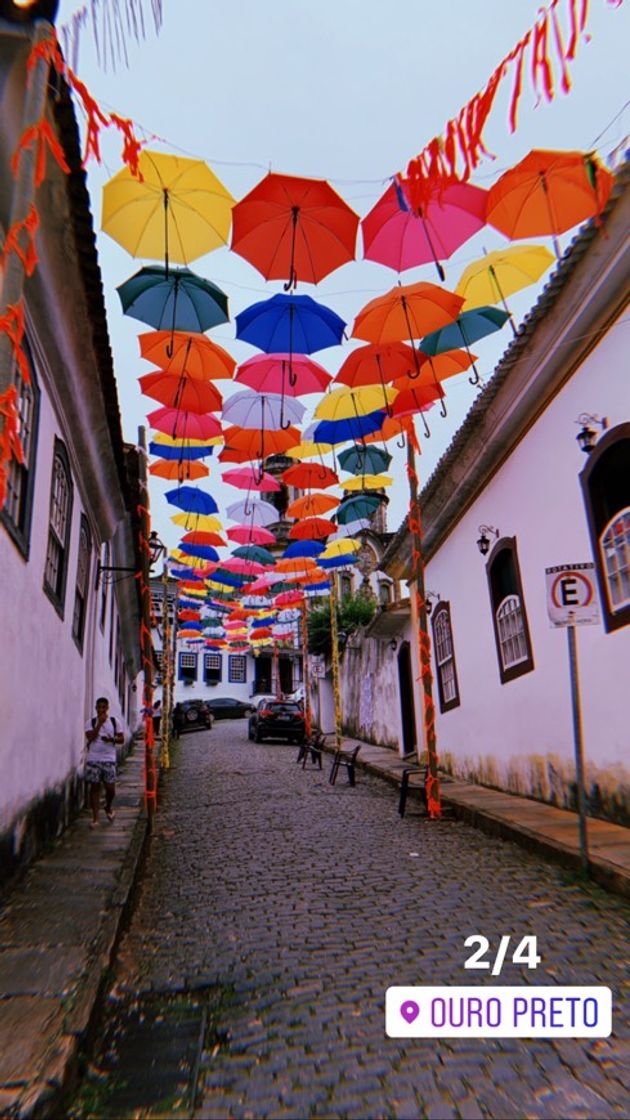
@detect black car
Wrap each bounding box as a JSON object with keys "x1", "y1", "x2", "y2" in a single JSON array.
[
  {"x1": 248, "y1": 700, "x2": 305, "y2": 744},
  {"x1": 173, "y1": 699, "x2": 213, "y2": 734},
  {"x1": 207, "y1": 697, "x2": 256, "y2": 720}
]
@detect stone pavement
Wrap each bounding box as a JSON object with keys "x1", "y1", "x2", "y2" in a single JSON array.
[{"x1": 1, "y1": 725, "x2": 629, "y2": 1119}]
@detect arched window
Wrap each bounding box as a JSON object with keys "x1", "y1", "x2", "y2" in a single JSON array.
[
  {"x1": 580, "y1": 425, "x2": 630, "y2": 632},
  {"x1": 486, "y1": 538, "x2": 534, "y2": 684},
  {"x1": 339, "y1": 572, "x2": 353, "y2": 600},
  {"x1": 72, "y1": 516, "x2": 92, "y2": 651},
  {"x1": 1, "y1": 339, "x2": 40, "y2": 557},
  {"x1": 432, "y1": 601, "x2": 460, "y2": 712},
  {"x1": 44, "y1": 438, "x2": 73, "y2": 616}
]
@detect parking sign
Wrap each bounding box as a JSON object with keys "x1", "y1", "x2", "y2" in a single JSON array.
[{"x1": 545, "y1": 563, "x2": 600, "y2": 627}]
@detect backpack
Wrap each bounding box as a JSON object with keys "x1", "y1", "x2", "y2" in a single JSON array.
[{"x1": 91, "y1": 716, "x2": 117, "y2": 734}]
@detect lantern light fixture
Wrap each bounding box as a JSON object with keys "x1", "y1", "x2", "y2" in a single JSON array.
[{"x1": 476, "y1": 525, "x2": 499, "y2": 557}]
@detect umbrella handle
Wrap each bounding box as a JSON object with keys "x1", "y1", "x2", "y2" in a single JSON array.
[
  {"x1": 281, "y1": 413, "x2": 292, "y2": 431},
  {"x1": 420, "y1": 411, "x2": 431, "y2": 439},
  {"x1": 468, "y1": 364, "x2": 481, "y2": 386},
  {"x1": 396, "y1": 431, "x2": 406, "y2": 449},
  {"x1": 439, "y1": 397, "x2": 447, "y2": 418}
]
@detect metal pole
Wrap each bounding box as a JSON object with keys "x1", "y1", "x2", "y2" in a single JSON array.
[
  {"x1": 273, "y1": 639, "x2": 280, "y2": 697},
  {"x1": 160, "y1": 563, "x2": 171, "y2": 769},
  {"x1": 567, "y1": 619, "x2": 590, "y2": 873},
  {"x1": 138, "y1": 426, "x2": 156, "y2": 830},
  {"x1": 300, "y1": 598, "x2": 312, "y2": 739},
  {"x1": 329, "y1": 574, "x2": 342, "y2": 752}
]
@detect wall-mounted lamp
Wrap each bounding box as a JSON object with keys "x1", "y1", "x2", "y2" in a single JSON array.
[
  {"x1": 476, "y1": 525, "x2": 499, "y2": 557},
  {"x1": 0, "y1": 0, "x2": 60, "y2": 23},
  {"x1": 97, "y1": 531, "x2": 166, "y2": 584},
  {"x1": 575, "y1": 413, "x2": 608, "y2": 454},
  {"x1": 425, "y1": 591, "x2": 440, "y2": 616}
]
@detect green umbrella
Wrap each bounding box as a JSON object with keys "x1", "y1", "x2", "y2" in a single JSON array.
[{"x1": 338, "y1": 444, "x2": 392, "y2": 475}]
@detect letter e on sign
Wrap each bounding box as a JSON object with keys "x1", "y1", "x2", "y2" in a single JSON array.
[{"x1": 545, "y1": 564, "x2": 600, "y2": 628}]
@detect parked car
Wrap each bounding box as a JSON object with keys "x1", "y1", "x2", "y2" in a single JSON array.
[
  {"x1": 206, "y1": 696, "x2": 256, "y2": 720},
  {"x1": 173, "y1": 699, "x2": 213, "y2": 734},
  {"x1": 248, "y1": 699, "x2": 305, "y2": 744}
]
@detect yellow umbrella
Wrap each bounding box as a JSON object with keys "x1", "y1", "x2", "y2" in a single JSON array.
[
  {"x1": 314, "y1": 384, "x2": 397, "y2": 420},
  {"x1": 171, "y1": 512, "x2": 224, "y2": 532},
  {"x1": 285, "y1": 440, "x2": 334, "y2": 460},
  {"x1": 152, "y1": 432, "x2": 222, "y2": 448},
  {"x1": 321, "y1": 539, "x2": 361, "y2": 559},
  {"x1": 342, "y1": 474, "x2": 393, "y2": 491},
  {"x1": 102, "y1": 150, "x2": 235, "y2": 272},
  {"x1": 455, "y1": 244, "x2": 555, "y2": 319}
]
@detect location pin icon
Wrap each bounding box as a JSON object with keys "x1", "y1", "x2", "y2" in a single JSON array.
[{"x1": 400, "y1": 1000, "x2": 420, "y2": 1024}]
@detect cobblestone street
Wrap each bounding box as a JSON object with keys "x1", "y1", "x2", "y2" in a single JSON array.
[{"x1": 94, "y1": 723, "x2": 629, "y2": 1120}]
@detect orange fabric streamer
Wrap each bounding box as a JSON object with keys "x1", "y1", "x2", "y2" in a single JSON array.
[
  {"x1": 0, "y1": 385, "x2": 24, "y2": 509},
  {"x1": 1, "y1": 205, "x2": 40, "y2": 278},
  {"x1": 11, "y1": 119, "x2": 70, "y2": 187},
  {"x1": 0, "y1": 302, "x2": 29, "y2": 384}
]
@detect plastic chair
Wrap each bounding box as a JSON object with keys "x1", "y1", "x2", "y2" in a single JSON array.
[{"x1": 329, "y1": 744, "x2": 361, "y2": 786}]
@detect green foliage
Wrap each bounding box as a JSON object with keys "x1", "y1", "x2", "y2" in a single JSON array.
[{"x1": 306, "y1": 591, "x2": 377, "y2": 657}]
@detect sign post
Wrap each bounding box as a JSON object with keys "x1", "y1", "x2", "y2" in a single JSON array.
[{"x1": 545, "y1": 563, "x2": 600, "y2": 875}]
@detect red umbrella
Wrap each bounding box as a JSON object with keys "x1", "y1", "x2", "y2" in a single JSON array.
[
  {"x1": 221, "y1": 466, "x2": 281, "y2": 492},
  {"x1": 335, "y1": 342, "x2": 419, "y2": 388},
  {"x1": 235, "y1": 353, "x2": 332, "y2": 396},
  {"x1": 140, "y1": 371, "x2": 223, "y2": 412},
  {"x1": 148, "y1": 407, "x2": 222, "y2": 440},
  {"x1": 288, "y1": 517, "x2": 336, "y2": 541},
  {"x1": 231, "y1": 172, "x2": 359, "y2": 289},
  {"x1": 226, "y1": 525, "x2": 276, "y2": 545},
  {"x1": 282, "y1": 463, "x2": 339, "y2": 489}
]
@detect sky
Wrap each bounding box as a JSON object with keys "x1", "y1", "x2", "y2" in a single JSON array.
[{"x1": 56, "y1": 0, "x2": 630, "y2": 555}]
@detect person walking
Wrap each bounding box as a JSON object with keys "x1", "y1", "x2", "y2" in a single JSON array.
[{"x1": 84, "y1": 697, "x2": 124, "y2": 828}]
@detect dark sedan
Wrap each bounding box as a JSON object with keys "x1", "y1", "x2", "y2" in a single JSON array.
[
  {"x1": 248, "y1": 700, "x2": 305, "y2": 744},
  {"x1": 207, "y1": 697, "x2": 256, "y2": 720}
]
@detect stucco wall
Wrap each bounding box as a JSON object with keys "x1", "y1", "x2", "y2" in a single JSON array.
[{"x1": 340, "y1": 630, "x2": 402, "y2": 749}]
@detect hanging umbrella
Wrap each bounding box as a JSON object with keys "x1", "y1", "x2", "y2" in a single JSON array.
[
  {"x1": 222, "y1": 389, "x2": 305, "y2": 430},
  {"x1": 286, "y1": 493, "x2": 339, "y2": 518},
  {"x1": 335, "y1": 342, "x2": 418, "y2": 391},
  {"x1": 285, "y1": 440, "x2": 334, "y2": 460},
  {"x1": 148, "y1": 407, "x2": 222, "y2": 441},
  {"x1": 221, "y1": 466, "x2": 281, "y2": 491},
  {"x1": 149, "y1": 439, "x2": 215, "y2": 461},
  {"x1": 171, "y1": 511, "x2": 223, "y2": 531},
  {"x1": 338, "y1": 444, "x2": 391, "y2": 475},
  {"x1": 102, "y1": 149, "x2": 235, "y2": 274},
  {"x1": 180, "y1": 530, "x2": 226, "y2": 547},
  {"x1": 226, "y1": 525, "x2": 276, "y2": 545},
  {"x1": 283, "y1": 540, "x2": 325, "y2": 559},
  {"x1": 314, "y1": 384, "x2": 397, "y2": 421},
  {"x1": 421, "y1": 306, "x2": 510, "y2": 385},
  {"x1": 332, "y1": 519, "x2": 372, "y2": 537},
  {"x1": 221, "y1": 557, "x2": 267, "y2": 576},
  {"x1": 361, "y1": 180, "x2": 487, "y2": 280},
  {"x1": 139, "y1": 371, "x2": 223, "y2": 413},
  {"x1": 390, "y1": 383, "x2": 444, "y2": 437},
  {"x1": 288, "y1": 517, "x2": 336, "y2": 541},
  {"x1": 320, "y1": 539, "x2": 361, "y2": 559},
  {"x1": 149, "y1": 458, "x2": 209, "y2": 481},
  {"x1": 165, "y1": 486, "x2": 219, "y2": 515},
  {"x1": 282, "y1": 462, "x2": 339, "y2": 489},
  {"x1": 352, "y1": 281, "x2": 464, "y2": 348},
  {"x1": 337, "y1": 494, "x2": 380, "y2": 524},
  {"x1": 313, "y1": 410, "x2": 387, "y2": 446},
  {"x1": 486, "y1": 149, "x2": 614, "y2": 257},
  {"x1": 236, "y1": 293, "x2": 346, "y2": 354},
  {"x1": 232, "y1": 545, "x2": 276, "y2": 565},
  {"x1": 139, "y1": 330, "x2": 236, "y2": 380},
  {"x1": 455, "y1": 244, "x2": 555, "y2": 333},
  {"x1": 231, "y1": 171, "x2": 358, "y2": 289},
  {"x1": 276, "y1": 557, "x2": 319, "y2": 575},
  {"x1": 219, "y1": 425, "x2": 301, "y2": 464},
  {"x1": 235, "y1": 353, "x2": 331, "y2": 396},
  {"x1": 118, "y1": 266, "x2": 229, "y2": 337},
  {"x1": 342, "y1": 474, "x2": 393, "y2": 491},
  {"x1": 179, "y1": 543, "x2": 220, "y2": 563},
  {"x1": 274, "y1": 590, "x2": 305, "y2": 607},
  {"x1": 391, "y1": 350, "x2": 476, "y2": 395},
  {"x1": 362, "y1": 413, "x2": 417, "y2": 447},
  {"x1": 226, "y1": 498, "x2": 278, "y2": 526}
]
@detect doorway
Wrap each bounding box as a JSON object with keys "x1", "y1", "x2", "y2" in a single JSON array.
[{"x1": 397, "y1": 641, "x2": 417, "y2": 755}]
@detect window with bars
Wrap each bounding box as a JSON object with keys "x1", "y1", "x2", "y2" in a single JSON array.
[
  {"x1": 72, "y1": 516, "x2": 92, "y2": 651},
  {"x1": 43, "y1": 439, "x2": 73, "y2": 616},
  {"x1": 1, "y1": 344, "x2": 40, "y2": 557},
  {"x1": 580, "y1": 427, "x2": 630, "y2": 634},
  {"x1": 431, "y1": 602, "x2": 460, "y2": 712},
  {"x1": 486, "y1": 538, "x2": 534, "y2": 684},
  {"x1": 179, "y1": 651, "x2": 198, "y2": 682},
  {"x1": 204, "y1": 652, "x2": 222, "y2": 683},
  {"x1": 228, "y1": 654, "x2": 246, "y2": 683}
]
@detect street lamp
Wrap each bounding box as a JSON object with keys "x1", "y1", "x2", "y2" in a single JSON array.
[
  {"x1": 575, "y1": 413, "x2": 607, "y2": 454},
  {"x1": 97, "y1": 531, "x2": 166, "y2": 583},
  {"x1": 0, "y1": 0, "x2": 59, "y2": 22},
  {"x1": 425, "y1": 591, "x2": 440, "y2": 616},
  {"x1": 476, "y1": 525, "x2": 499, "y2": 557}
]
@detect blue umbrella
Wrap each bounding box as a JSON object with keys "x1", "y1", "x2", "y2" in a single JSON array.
[
  {"x1": 117, "y1": 265, "x2": 229, "y2": 342},
  {"x1": 313, "y1": 410, "x2": 386, "y2": 447},
  {"x1": 179, "y1": 543, "x2": 220, "y2": 562},
  {"x1": 235, "y1": 293, "x2": 346, "y2": 354},
  {"x1": 283, "y1": 540, "x2": 325, "y2": 559},
  {"x1": 338, "y1": 444, "x2": 391, "y2": 475},
  {"x1": 165, "y1": 486, "x2": 219, "y2": 514},
  {"x1": 149, "y1": 441, "x2": 214, "y2": 461},
  {"x1": 305, "y1": 581, "x2": 331, "y2": 594},
  {"x1": 421, "y1": 306, "x2": 510, "y2": 385},
  {"x1": 319, "y1": 555, "x2": 359, "y2": 570},
  {"x1": 337, "y1": 494, "x2": 380, "y2": 524}
]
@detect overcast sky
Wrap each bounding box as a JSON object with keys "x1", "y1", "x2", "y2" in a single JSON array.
[{"x1": 56, "y1": 0, "x2": 630, "y2": 552}]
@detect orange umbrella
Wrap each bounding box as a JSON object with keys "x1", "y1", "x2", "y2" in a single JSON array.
[
  {"x1": 139, "y1": 330, "x2": 236, "y2": 380},
  {"x1": 149, "y1": 458, "x2": 209, "y2": 481},
  {"x1": 288, "y1": 517, "x2": 336, "y2": 541},
  {"x1": 140, "y1": 371, "x2": 223, "y2": 412},
  {"x1": 180, "y1": 530, "x2": 226, "y2": 547},
  {"x1": 276, "y1": 557, "x2": 318, "y2": 575},
  {"x1": 282, "y1": 463, "x2": 339, "y2": 489},
  {"x1": 286, "y1": 493, "x2": 339, "y2": 519},
  {"x1": 486, "y1": 149, "x2": 614, "y2": 257},
  {"x1": 392, "y1": 350, "x2": 476, "y2": 416},
  {"x1": 218, "y1": 425, "x2": 301, "y2": 463},
  {"x1": 351, "y1": 281, "x2": 464, "y2": 374},
  {"x1": 362, "y1": 413, "x2": 418, "y2": 447},
  {"x1": 335, "y1": 342, "x2": 419, "y2": 388},
  {"x1": 390, "y1": 384, "x2": 444, "y2": 438}
]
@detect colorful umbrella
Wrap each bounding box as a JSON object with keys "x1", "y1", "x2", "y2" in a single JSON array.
[
  {"x1": 338, "y1": 444, "x2": 391, "y2": 475},
  {"x1": 455, "y1": 244, "x2": 555, "y2": 333},
  {"x1": 117, "y1": 266, "x2": 229, "y2": 335},
  {"x1": 361, "y1": 180, "x2": 487, "y2": 280},
  {"x1": 221, "y1": 466, "x2": 281, "y2": 492},
  {"x1": 139, "y1": 331, "x2": 235, "y2": 380},
  {"x1": 180, "y1": 530, "x2": 226, "y2": 547},
  {"x1": 320, "y1": 538, "x2": 361, "y2": 558},
  {"x1": 282, "y1": 462, "x2": 339, "y2": 489},
  {"x1": 139, "y1": 371, "x2": 223, "y2": 413},
  {"x1": 342, "y1": 474, "x2": 393, "y2": 491},
  {"x1": 219, "y1": 425, "x2": 301, "y2": 464},
  {"x1": 149, "y1": 459, "x2": 209, "y2": 481},
  {"x1": 221, "y1": 389, "x2": 305, "y2": 430},
  {"x1": 235, "y1": 353, "x2": 331, "y2": 396},
  {"x1": 335, "y1": 342, "x2": 418, "y2": 390},
  {"x1": 390, "y1": 383, "x2": 444, "y2": 435},
  {"x1": 149, "y1": 439, "x2": 215, "y2": 461},
  {"x1": 486, "y1": 149, "x2": 614, "y2": 257},
  {"x1": 313, "y1": 411, "x2": 387, "y2": 446},
  {"x1": 232, "y1": 545, "x2": 277, "y2": 565},
  {"x1": 352, "y1": 281, "x2": 464, "y2": 347},
  {"x1": 337, "y1": 494, "x2": 380, "y2": 524},
  {"x1": 421, "y1": 306, "x2": 510, "y2": 385},
  {"x1": 148, "y1": 407, "x2": 222, "y2": 441},
  {"x1": 165, "y1": 486, "x2": 219, "y2": 515},
  {"x1": 226, "y1": 498, "x2": 278, "y2": 526},
  {"x1": 171, "y1": 511, "x2": 224, "y2": 531},
  {"x1": 179, "y1": 543, "x2": 220, "y2": 562},
  {"x1": 288, "y1": 517, "x2": 336, "y2": 541},
  {"x1": 231, "y1": 171, "x2": 358, "y2": 289},
  {"x1": 226, "y1": 525, "x2": 276, "y2": 545},
  {"x1": 286, "y1": 493, "x2": 339, "y2": 518},
  {"x1": 285, "y1": 440, "x2": 334, "y2": 460},
  {"x1": 314, "y1": 384, "x2": 397, "y2": 421},
  {"x1": 235, "y1": 293, "x2": 345, "y2": 354},
  {"x1": 283, "y1": 540, "x2": 325, "y2": 559}
]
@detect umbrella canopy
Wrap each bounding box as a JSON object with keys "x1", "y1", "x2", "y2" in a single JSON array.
[
  {"x1": 221, "y1": 557, "x2": 267, "y2": 576},
  {"x1": 118, "y1": 266, "x2": 229, "y2": 334},
  {"x1": 286, "y1": 493, "x2": 339, "y2": 518},
  {"x1": 391, "y1": 349, "x2": 476, "y2": 393},
  {"x1": 171, "y1": 511, "x2": 224, "y2": 531},
  {"x1": 333, "y1": 518, "x2": 371, "y2": 537},
  {"x1": 285, "y1": 440, "x2": 334, "y2": 460},
  {"x1": 102, "y1": 150, "x2": 235, "y2": 271},
  {"x1": 226, "y1": 498, "x2": 278, "y2": 526},
  {"x1": 320, "y1": 538, "x2": 361, "y2": 559},
  {"x1": 149, "y1": 440, "x2": 214, "y2": 461},
  {"x1": 149, "y1": 458, "x2": 209, "y2": 481},
  {"x1": 179, "y1": 543, "x2": 220, "y2": 562},
  {"x1": 362, "y1": 180, "x2": 487, "y2": 279},
  {"x1": 276, "y1": 557, "x2": 319, "y2": 575},
  {"x1": 139, "y1": 331, "x2": 235, "y2": 380},
  {"x1": 314, "y1": 384, "x2": 397, "y2": 420},
  {"x1": 165, "y1": 486, "x2": 219, "y2": 514},
  {"x1": 352, "y1": 281, "x2": 464, "y2": 345},
  {"x1": 342, "y1": 474, "x2": 393, "y2": 491},
  {"x1": 221, "y1": 466, "x2": 281, "y2": 491},
  {"x1": 180, "y1": 530, "x2": 226, "y2": 547},
  {"x1": 313, "y1": 410, "x2": 387, "y2": 446},
  {"x1": 235, "y1": 293, "x2": 346, "y2": 354},
  {"x1": 219, "y1": 425, "x2": 301, "y2": 463},
  {"x1": 222, "y1": 389, "x2": 305, "y2": 430},
  {"x1": 421, "y1": 306, "x2": 510, "y2": 359},
  {"x1": 282, "y1": 462, "x2": 339, "y2": 489},
  {"x1": 283, "y1": 540, "x2": 325, "y2": 559},
  {"x1": 232, "y1": 545, "x2": 276, "y2": 565},
  {"x1": 337, "y1": 494, "x2": 380, "y2": 524},
  {"x1": 235, "y1": 353, "x2": 331, "y2": 396},
  {"x1": 486, "y1": 149, "x2": 614, "y2": 256},
  {"x1": 335, "y1": 342, "x2": 418, "y2": 388},
  {"x1": 148, "y1": 407, "x2": 222, "y2": 441},
  {"x1": 226, "y1": 524, "x2": 276, "y2": 545},
  {"x1": 455, "y1": 244, "x2": 555, "y2": 315},
  {"x1": 231, "y1": 171, "x2": 358, "y2": 288},
  {"x1": 338, "y1": 444, "x2": 391, "y2": 475},
  {"x1": 362, "y1": 413, "x2": 417, "y2": 446},
  {"x1": 288, "y1": 517, "x2": 336, "y2": 541},
  {"x1": 275, "y1": 590, "x2": 306, "y2": 607},
  {"x1": 391, "y1": 384, "x2": 444, "y2": 424},
  {"x1": 139, "y1": 371, "x2": 223, "y2": 413}
]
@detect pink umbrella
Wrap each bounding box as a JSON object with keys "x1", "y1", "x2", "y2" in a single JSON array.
[
  {"x1": 235, "y1": 353, "x2": 332, "y2": 396},
  {"x1": 221, "y1": 466, "x2": 281, "y2": 492},
  {"x1": 220, "y1": 557, "x2": 267, "y2": 575},
  {"x1": 361, "y1": 181, "x2": 487, "y2": 281},
  {"x1": 147, "y1": 407, "x2": 222, "y2": 440},
  {"x1": 226, "y1": 525, "x2": 276, "y2": 546}
]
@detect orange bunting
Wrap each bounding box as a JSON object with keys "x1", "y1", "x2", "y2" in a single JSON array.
[
  {"x1": 0, "y1": 385, "x2": 24, "y2": 509},
  {"x1": 1, "y1": 205, "x2": 39, "y2": 278},
  {"x1": 11, "y1": 119, "x2": 70, "y2": 187},
  {"x1": 0, "y1": 302, "x2": 29, "y2": 384}
]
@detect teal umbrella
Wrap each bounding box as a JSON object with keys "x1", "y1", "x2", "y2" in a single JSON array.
[
  {"x1": 338, "y1": 444, "x2": 392, "y2": 475},
  {"x1": 337, "y1": 494, "x2": 380, "y2": 524},
  {"x1": 117, "y1": 266, "x2": 229, "y2": 354},
  {"x1": 232, "y1": 545, "x2": 276, "y2": 565},
  {"x1": 420, "y1": 306, "x2": 510, "y2": 385}
]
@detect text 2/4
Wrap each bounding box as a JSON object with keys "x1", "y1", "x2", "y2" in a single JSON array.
[{"x1": 464, "y1": 935, "x2": 541, "y2": 976}]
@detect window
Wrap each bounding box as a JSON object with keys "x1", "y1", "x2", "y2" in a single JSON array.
[
  {"x1": 431, "y1": 601, "x2": 460, "y2": 712},
  {"x1": 486, "y1": 538, "x2": 534, "y2": 684},
  {"x1": 43, "y1": 439, "x2": 73, "y2": 616},
  {"x1": 204, "y1": 652, "x2": 222, "y2": 684},
  {"x1": 72, "y1": 516, "x2": 92, "y2": 651},
  {"x1": 228, "y1": 654, "x2": 246, "y2": 683},
  {"x1": 179, "y1": 651, "x2": 198, "y2": 683},
  {"x1": 580, "y1": 425, "x2": 630, "y2": 632},
  {"x1": 339, "y1": 573, "x2": 353, "y2": 599},
  {"x1": 1, "y1": 341, "x2": 40, "y2": 557},
  {"x1": 378, "y1": 580, "x2": 392, "y2": 606}
]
